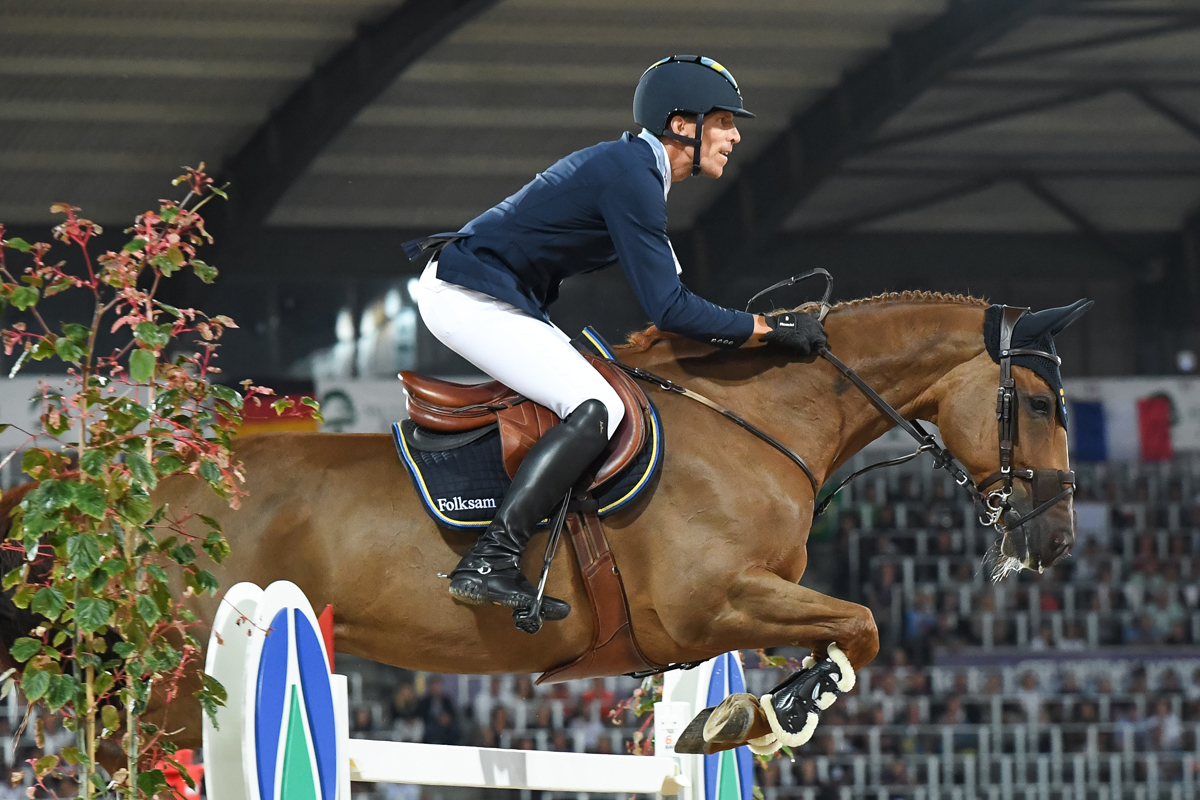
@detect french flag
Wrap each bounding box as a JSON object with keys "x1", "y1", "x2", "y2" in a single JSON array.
[{"x1": 1067, "y1": 379, "x2": 1188, "y2": 462}]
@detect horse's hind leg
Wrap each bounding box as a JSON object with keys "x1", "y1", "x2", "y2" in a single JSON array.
[{"x1": 672, "y1": 568, "x2": 879, "y2": 753}]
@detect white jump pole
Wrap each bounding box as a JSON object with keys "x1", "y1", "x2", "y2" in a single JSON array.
[{"x1": 205, "y1": 582, "x2": 766, "y2": 800}]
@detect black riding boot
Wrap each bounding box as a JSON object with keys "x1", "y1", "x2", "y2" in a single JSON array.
[{"x1": 448, "y1": 399, "x2": 610, "y2": 623}]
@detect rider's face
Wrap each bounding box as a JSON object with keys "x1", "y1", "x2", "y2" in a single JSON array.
[
  {"x1": 698, "y1": 111, "x2": 741, "y2": 178},
  {"x1": 669, "y1": 111, "x2": 741, "y2": 179}
]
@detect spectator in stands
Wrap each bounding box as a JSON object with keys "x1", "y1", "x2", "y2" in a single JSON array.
[
  {"x1": 1065, "y1": 701, "x2": 1097, "y2": 752},
  {"x1": 1058, "y1": 620, "x2": 1087, "y2": 651},
  {"x1": 1148, "y1": 588, "x2": 1185, "y2": 638},
  {"x1": 514, "y1": 674, "x2": 535, "y2": 701},
  {"x1": 350, "y1": 706, "x2": 375, "y2": 735},
  {"x1": 417, "y1": 676, "x2": 460, "y2": 745},
  {"x1": 581, "y1": 678, "x2": 615, "y2": 720},
  {"x1": 865, "y1": 562, "x2": 899, "y2": 648},
  {"x1": 1029, "y1": 622, "x2": 1052, "y2": 651},
  {"x1": 905, "y1": 590, "x2": 937, "y2": 644},
  {"x1": 1123, "y1": 613, "x2": 1160, "y2": 645},
  {"x1": 1148, "y1": 698, "x2": 1184, "y2": 751},
  {"x1": 390, "y1": 683, "x2": 424, "y2": 743},
  {"x1": 1016, "y1": 671, "x2": 1043, "y2": 723},
  {"x1": 39, "y1": 716, "x2": 72, "y2": 757}
]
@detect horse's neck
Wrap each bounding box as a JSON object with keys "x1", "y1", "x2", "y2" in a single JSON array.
[{"x1": 620, "y1": 301, "x2": 987, "y2": 484}]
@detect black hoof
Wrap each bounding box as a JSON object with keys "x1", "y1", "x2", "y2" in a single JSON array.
[{"x1": 673, "y1": 706, "x2": 715, "y2": 754}]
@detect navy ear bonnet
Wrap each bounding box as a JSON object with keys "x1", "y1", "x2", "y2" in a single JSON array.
[{"x1": 983, "y1": 299, "x2": 1093, "y2": 427}]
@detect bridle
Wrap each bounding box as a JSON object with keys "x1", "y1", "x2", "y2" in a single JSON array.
[{"x1": 608, "y1": 272, "x2": 1075, "y2": 537}]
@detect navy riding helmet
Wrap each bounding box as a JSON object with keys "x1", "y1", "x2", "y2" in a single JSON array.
[{"x1": 633, "y1": 55, "x2": 755, "y2": 176}]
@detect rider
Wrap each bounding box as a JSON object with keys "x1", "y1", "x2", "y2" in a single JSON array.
[{"x1": 408, "y1": 55, "x2": 827, "y2": 625}]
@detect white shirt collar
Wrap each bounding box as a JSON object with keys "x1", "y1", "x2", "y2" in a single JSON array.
[{"x1": 638, "y1": 128, "x2": 671, "y2": 199}]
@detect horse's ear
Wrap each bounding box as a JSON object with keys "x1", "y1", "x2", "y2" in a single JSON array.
[{"x1": 1016, "y1": 299, "x2": 1093, "y2": 342}]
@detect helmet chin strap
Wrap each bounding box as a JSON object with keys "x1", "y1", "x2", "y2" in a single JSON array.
[{"x1": 662, "y1": 111, "x2": 705, "y2": 177}]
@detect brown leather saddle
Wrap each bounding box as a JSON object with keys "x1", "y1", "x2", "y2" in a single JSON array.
[
  {"x1": 399, "y1": 355, "x2": 668, "y2": 683},
  {"x1": 400, "y1": 354, "x2": 649, "y2": 487}
]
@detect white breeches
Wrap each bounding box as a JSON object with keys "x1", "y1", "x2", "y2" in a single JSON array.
[{"x1": 413, "y1": 261, "x2": 624, "y2": 438}]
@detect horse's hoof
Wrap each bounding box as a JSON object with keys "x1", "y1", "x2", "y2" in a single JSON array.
[
  {"x1": 702, "y1": 693, "x2": 760, "y2": 743},
  {"x1": 673, "y1": 706, "x2": 715, "y2": 754}
]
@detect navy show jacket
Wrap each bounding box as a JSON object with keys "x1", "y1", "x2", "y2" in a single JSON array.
[{"x1": 433, "y1": 132, "x2": 755, "y2": 348}]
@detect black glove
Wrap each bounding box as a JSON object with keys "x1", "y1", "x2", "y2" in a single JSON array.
[{"x1": 762, "y1": 312, "x2": 827, "y2": 356}]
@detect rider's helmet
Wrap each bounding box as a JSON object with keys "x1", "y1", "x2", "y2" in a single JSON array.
[{"x1": 634, "y1": 55, "x2": 755, "y2": 176}]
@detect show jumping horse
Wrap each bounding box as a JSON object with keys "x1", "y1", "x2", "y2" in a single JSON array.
[{"x1": 0, "y1": 291, "x2": 1082, "y2": 756}]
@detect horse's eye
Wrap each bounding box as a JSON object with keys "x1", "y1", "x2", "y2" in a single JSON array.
[{"x1": 1029, "y1": 397, "x2": 1051, "y2": 416}]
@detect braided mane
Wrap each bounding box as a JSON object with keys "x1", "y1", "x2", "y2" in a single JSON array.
[{"x1": 621, "y1": 290, "x2": 989, "y2": 352}]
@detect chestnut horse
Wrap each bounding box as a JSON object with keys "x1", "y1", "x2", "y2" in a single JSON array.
[{"x1": 1, "y1": 291, "x2": 1078, "y2": 753}]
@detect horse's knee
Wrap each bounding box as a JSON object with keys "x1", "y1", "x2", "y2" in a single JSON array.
[{"x1": 844, "y1": 605, "x2": 879, "y2": 668}]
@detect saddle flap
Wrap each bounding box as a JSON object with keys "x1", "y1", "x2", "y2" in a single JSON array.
[{"x1": 492, "y1": 356, "x2": 650, "y2": 482}]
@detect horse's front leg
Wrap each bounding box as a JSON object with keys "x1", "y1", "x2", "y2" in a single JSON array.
[{"x1": 674, "y1": 568, "x2": 879, "y2": 755}]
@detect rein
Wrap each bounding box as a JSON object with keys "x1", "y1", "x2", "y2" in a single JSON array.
[{"x1": 609, "y1": 302, "x2": 1074, "y2": 536}]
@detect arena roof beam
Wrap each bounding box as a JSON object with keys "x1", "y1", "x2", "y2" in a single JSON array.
[
  {"x1": 211, "y1": 0, "x2": 500, "y2": 256},
  {"x1": 862, "y1": 86, "x2": 1112, "y2": 154},
  {"x1": 803, "y1": 177, "x2": 999, "y2": 234},
  {"x1": 686, "y1": 0, "x2": 1059, "y2": 277},
  {"x1": 1020, "y1": 176, "x2": 1142, "y2": 271},
  {"x1": 1128, "y1": 88, "x2": 1200, "y2": 145},
  {"x1": 967, "y1": 17, "x2": 1200, "y2": 69}
]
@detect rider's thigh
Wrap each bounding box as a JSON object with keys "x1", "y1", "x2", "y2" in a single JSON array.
[{"x1": 414, "y1": 267, "x2": 624, "y2": 437}]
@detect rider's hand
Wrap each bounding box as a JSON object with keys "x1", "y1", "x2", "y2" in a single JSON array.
[{"x1": 760, "y1": 312, "x2": 827, "y2": 356}]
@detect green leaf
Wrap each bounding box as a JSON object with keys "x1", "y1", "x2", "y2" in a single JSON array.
[
  {"x1": 60, "y1": 747, "x2": 81, "y2": 767},
  {"x1": 67, "y1": 534, "x2": 102, "y2": 576},
  {"x1": 101, "y1": 705, "x2": 120, "y2": 733},
  {"x1": 155, "y1": 301, "x2": 182, "y2": 318},
  {"x1": 134, "y1": 321, "x2": 170, "y2": 350},
  {"x1": 22, "y1": 669, "x2": 50, "y2": 702},
  {"x1": 150, "y1": 254, "x2": 180, "y2": 276},
  {"x1": 191, "y1": 259, "x2": 218, "y2": 284},
  {"x1": 62, "y1": 323, "x2": 89, "y2": 340},
  {"x1": 71, "y1": 481, "x2": 106, "y2": 519},
  {"x1": 137, "y1": 769, "x2": 169, "y2": 797},
  {"x1": 136, "y1": 594, "x2": 161, "y2": 626},
  {"x1": 5, "y1": 237, "x2": 32, "y2": 253},
  {"x1": 21, "y1": 448, "x2": 49, "y2": 477},
  {"x1": 198, "y1": 513, "x2": 223, "y2": 532},
  {"x1": 123, "y1": 238, "x2": 148, "y2": 253},
  {"x1": 190, "y1": 569, "x2": 220, "y2": 595},
  {"x1": 75, "y1": 597, "x2": 114, "y2": 633},
  {"x1": 45, "y1": 673, "x2": 78, "y2": 711},
  {"x1": 11, "y1": 638, "x2": 40, "y2": 663},
  {"x1": 11, "y1": 586, "x2": 34, "y2": 610},
  {"x1": 129, "y1": 348, "x2": 156, "y2": 383},
  {"x1": 10, "y1": 286, "x2": 38, "y2": 310},
  {"x1": 170, "y1": 544, "x2": 196, "y2": 566},
  {"x1": 121, "y1": 480, "x2": 152, "y2": 523},
  {"x1": 202, "y1": 532, "x2": 231, "y2": 564},
  {"x1": 112, "y1": 641, "x2": 137, "y2": 659},
  {"x1": 155, "y1": 454, "x2": 183, "y2": 476},
  {"x1": 146, "y1": 564, "x2": 169, "y2": 584},
  {"x1": 271, "y1": 397, "x2": 294, "y2": 415},
  {"x1": 127, "y1": 451, "x2": 157, "y2": 490},
  {"x1": 79, "y1": 448, "x2": 107, "y2": 478},
  {"x1": 210, "y1": 384, "x2": 243, "y2": 410},
  {"x1": 33, "y1": 754, "x2": 58, "y2": 778},
  {"x1": 300, "y1": 395, "x2": 324, "y2": 423},
  {"x1": 30, "y1": 587, "x2": 66, "y2": 620},
  {"x1": 198, "y1": 459, "x2": 221, "y2": 486},
  {"x1": 2, "y1": 566, "x2": 25, "y2": 591},
  {"x1": 54, "y1": 336, "x2": 85, "y2": 363}
]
